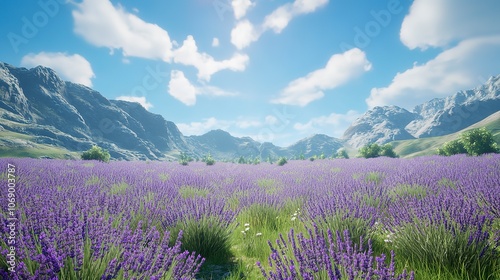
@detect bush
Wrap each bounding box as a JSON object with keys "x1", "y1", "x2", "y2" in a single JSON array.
[
  {"x1": 461, "y1": 127, "x2": 499, "y2": 156},
  {"x1": 437, "y1": 139, "x2": 467, "y2": 156},
  {"x1": 277, "y1": 157, "x2": 287, "y2": 166},
  {"x1": 437, "y1": 128, "x2": 499, "y2": 156},
  {"x1": 81, "y1": 145, "x2": 110, "y2": 162},
  {"x1": 359, "y1": 143, "x2": 397, "y2": 158},
  {"x1": 336, "y1": 149, "x2": 349, "y2": 159},
  {"x1": 204, "y1": 153, "x2": 216, "y2": 166}
]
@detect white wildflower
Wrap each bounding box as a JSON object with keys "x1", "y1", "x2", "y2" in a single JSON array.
[{"x1": 256, "y1": 232, "x2": 262, "y2": 236}]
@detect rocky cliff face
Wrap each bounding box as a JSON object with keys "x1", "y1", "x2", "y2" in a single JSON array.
[
  {"x1": 2, "y1": 62, "x2": 498, "y2": 159},
  {"x1": 343, "y1": 76, "x2": 500, "y2": 148},
  {"x1": 1, "y1": 62, "x2": 344, "y2": 160},
  {"x1": 0, "y1": 62, "x2": 189, "y2": 160},
  {"x1": 343, "y1": 106, "x2": 417, "y2": 148}
]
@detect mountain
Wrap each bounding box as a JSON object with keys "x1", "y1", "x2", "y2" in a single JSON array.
[
  {"x1": 0, "y1": 62, "x2": 344, "y2": 160},
  {"x1": 344, "y1": 76, "x2": 500, "y2": 148},
  {"x1": 0, "y1": 62, "x2": 190, "y2": 160},
  {"x1": 1, "y1": 62, "x2": 498, "y2": 160},
  {"x1": 343, "y1": 106, "x2": 418, "y2": 148},
  {"x1": 285, "y1": 134, "x2": 344, "y2": 158}
]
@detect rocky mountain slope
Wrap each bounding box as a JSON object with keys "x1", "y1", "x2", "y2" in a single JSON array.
[
  {"x1": 344, "y1": 75, "x2": 500, "y2": 148},
  {"x1": 0, "y1": 63, "x2": 191, "y2": 160},
  {"x1": 0, "y1": 62, "x2": 346, "y2": 160},
  {"x1": 1, "y1": 62, "x2": 498, "y2": 159}
]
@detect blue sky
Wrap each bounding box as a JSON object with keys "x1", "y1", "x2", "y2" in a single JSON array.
[{"x1": 1, "y1": 0, "x2": 500, "y2": 146}]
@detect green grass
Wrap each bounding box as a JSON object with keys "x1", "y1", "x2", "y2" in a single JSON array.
[
  {"x1": 391, "y1": 221, "x2": 499, "y2": 280},
  {"x1": 168, "y1": 216, "x2": 234, "y2": 265},
  {"x1": 389, "y1": 184, "x2": 428, "y2": 200},
  {"x1": 109, "y1": 182, "x2": 129, "y2": 195},
  {"x1": 391, "y1": 111, "x2": 500, "y2": 158},
  {"x1": 0, "y1": 130, "x2": 79, "y2": 159},
  {"x1": 178, "y1": 185, "x2": 210, "y2": 199}
]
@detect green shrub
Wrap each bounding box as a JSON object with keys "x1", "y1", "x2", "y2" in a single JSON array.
[
  {"x1": 438, "y1": 128, "x2": 499, "y2": 156},
  {"x1": 204, "y1": 153, "x2": 216, "y2": 166},
  {"x1": 81, "y1": 145, "x2": 110, "y2": 162},
  {"x1": 277, "y1": 157, "x2": 288, "y2": 166},
  {"x1": 359, "y1": 143, "x2": 397, "y2": 158},
  {"x1": 336, "y1": 149, "x2": 349, "y2": 159},
  {"x1": 437, "y1": 139, "x2": 467, "y2": 156},
  {"x1": 461, "y1": 127, "x2": 499, "y2": 156}
]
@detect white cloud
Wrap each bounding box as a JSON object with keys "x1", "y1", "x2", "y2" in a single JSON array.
[
  {"x1": 168, "y1": 70, "x2": 238, "y2": 105},
  {"x1": 72, "y1": 0, "x2": 173, "y2": 61},
  {"x1": 400, "y1": 0, "x2": 500, "y2": 50},
  {"x1": 115, "y1": 96, "x2": 153, "y2": 110},
  {"x1": 231, "y1": 20, "x2": 261, "y2": 50},
  {"x1": 174, "y1": 35, "x2": 249, "y2": 81},
  {"x1": 263, "y1": 0, "x2": 328, "y2": 33},
  {"x1": 265, "y1": 115, "x2": 278, "y2": 125},
  {"x1": 231, "y1": 0, "x2": 328, "y2": 49},
  {"x1": 177, "y1": 117, "x2": 229, "y2": 136},
  {"x1": 73, "y1": 0, "x2": 249, "y2": 81},
  {"x1": 232, "y1": 0, "x2": 255, "y2": 20},
  {"x1": 367, "y1": 36, "x2": 500, "y2": 109},
  {"x1": 272, "y1": 48, "x2": 372, "y2": 106},
  {"x1": 168, "y1": 70, "x2": 198, "y2": 106},
  {"x1": 212, "y1": 37, "x2": 220, "y2": 47},
  {"x1": 21, "y1": 52, "x2": 95, "y2": 87},
  {"x1": 293, "y1": 110, "x2": 360, "y2": 137}
]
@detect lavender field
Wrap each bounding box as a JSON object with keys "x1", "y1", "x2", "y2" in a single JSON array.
[{"x1": 1, "y1": 155, "x2": 499, "y2": 279}]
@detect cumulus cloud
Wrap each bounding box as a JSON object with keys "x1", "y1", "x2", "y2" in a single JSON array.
[
  {"x1": 400, "y1": 0, "x2": 500, "y2": 50},
  {"x1": 231, "y1": 0, "x2": 328, "y2": 49},
  {"x1": 231, "y1": 20, "x2": 261, "y2": 50},
  {"x1": 168, "y1": 70, "x2": 238, "y2": 105},
  {"x1": 232, "y1": 0, "x2": 255, "y2": 20},
  {"x1": 367, "y1": 36, "x2": 500, "y2": 109},
  {"x1": 272, "y1": 48, "x2": 372, "y2": 106},
  {"x1": 174, "y1": 35, "x2": 249, "y2": 81},
  {"x1": 293, "y1": 110, "x2": 360, "y2": 137},
  {"x1": 168, "y1": 70, "x2": 198, "y2": 106},
  {"x1": 115, "y1": 96, "x2": 153, "y2": 110},
  {"x1": 371, "y1": 0, "x2": 500, "y2": 109},
  {"x1": 21, "y1": 52, "x2": 95, "y2": 87},
  {"x1": 263, "y1": 0, "x2": 328, "y2": 33},
  {"x1": 73, "y1": 0, "x2": 249, "y2": 81},
  {"x1": 72, "y1": 0, "x2": 173, "y2": 61}
]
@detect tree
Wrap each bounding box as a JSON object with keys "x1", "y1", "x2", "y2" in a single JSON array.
[
  {"x1": 380, "y1": 144, "x2": 398, "y2": 158},
  {"x1": 437, "y1": 128, "x2": 499, "y2": 156},
  {"x1": 277, "y1": 157, "x2": 288, "y2": 166},
  {"x1": 203, "y1": 153, "x2": 215, "y2": 165},
  {"x1": 460, "y1": 127, "x2": 499, "y2": 156},
  {"x1": 238, "y1": 156, "x2": 246, "y2": 164},
  {"x1": 359, "y1": 143, "x2": 397, "y2": 158},
  {"x1": 359, "y1": 143, "x2": 381, "y2": 158},
  {"x1": 81, "y1": 145, "x2": 110, "y2": 162},
  {"x1": 437, "y1": 139, "x2": 467, "y2": 156},
  {"x1": 336, "y1": 149, "x2": 349, "y2": 159}
]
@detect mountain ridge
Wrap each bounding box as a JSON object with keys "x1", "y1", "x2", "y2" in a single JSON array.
[{"x1": 1, "y1": 62, "x2": 499, "y2": 160}]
